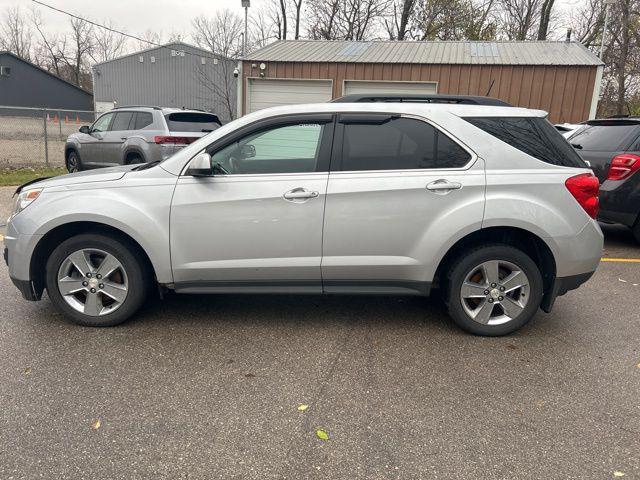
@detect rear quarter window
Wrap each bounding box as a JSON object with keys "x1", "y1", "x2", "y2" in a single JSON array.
[
  {"x1": 165, "y1": 112, "x2": 221, "y2": 133},
  {"x1": 464, "y1": 116, "x2": 586, "y2": 168}
]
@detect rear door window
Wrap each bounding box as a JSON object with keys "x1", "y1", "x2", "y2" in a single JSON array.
[
  {"x1": 568, "y1": 122, "x2": 639, "y2": 151},
  {"x1": 134, "y1": 112, "x2": 154, "y2": 130},
  {"x1": 464, "y1": 116, "x2": 585, "y2": 168},
  {"x1": 165, "y1": 112, "x2": 221, "y2": 133},
  {"x1": 339, "y1": 116, "x2": 471, "y2": 171},
  {"x1": 110, "y1": 112, "x2": 135, "y2": 131}
]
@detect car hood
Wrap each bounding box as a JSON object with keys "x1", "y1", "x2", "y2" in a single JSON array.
[{"x1": 21, "y1": 165, "x2": 138, "y2": 191}]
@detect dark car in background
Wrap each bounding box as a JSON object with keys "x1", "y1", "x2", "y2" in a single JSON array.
[
  {"x1": 64, "y1": 106, "x2": 221, "y2": 172},
  {"x1": 569, "y1": 118, "x2": 640, "y2": 243}
]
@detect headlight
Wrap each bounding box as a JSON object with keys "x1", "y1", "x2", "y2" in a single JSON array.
[{"x1": 10, "y1": 188, "x2": 43, "y2": 219}]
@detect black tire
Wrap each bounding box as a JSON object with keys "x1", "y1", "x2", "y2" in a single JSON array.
[
  {"x1": 66, "y1": 150, "x2": 83, "y2": 173},
  {"x1": 127, "y1": 154, "x2": 144, "y2": 165},
  {"x1": 446, "y1": 244, "x2": 544, "y2": 336},
  {"x1": 45, "y1": 233, "x2": 150, "y2": 327},
  {"x1": 632, "y1": 218, "x2": 640, "y2": 245}
]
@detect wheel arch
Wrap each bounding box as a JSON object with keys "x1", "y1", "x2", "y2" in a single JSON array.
[
  {"x1": 29, "y1": 221, "x2": 158, "y2": 299},
  {"x1": 433, "y1": 226, "x2": 557, "y2": 299},
  {"x1": 122, "y1": 146, "x2": 146, "y2": 164}
]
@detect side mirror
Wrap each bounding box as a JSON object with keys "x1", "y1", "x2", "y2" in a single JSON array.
[
  {"x1": 79, "y1": 125, "x2": 91, "y2": 134},
  {"x1": 240, "y1": 144, "x2": 256, "y2": 159},
  {"x1": 187, "y1": 152, "x2": 212, "y2": 177}
]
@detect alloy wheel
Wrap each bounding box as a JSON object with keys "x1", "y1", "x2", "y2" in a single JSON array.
[
  {"x1": 56, "y1": 248, "x2": 128, "y2": 316},
  {"x1": 460, "y1": 260, "x2": 530, "y2": 325}
]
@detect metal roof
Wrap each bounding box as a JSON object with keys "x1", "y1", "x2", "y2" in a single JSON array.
[
  {"x1": 93, "y1": 42, "x2": 231, "y2": 67},
  {"x1": 245, "y1": 40, "x2": 603, "y2": 66}
]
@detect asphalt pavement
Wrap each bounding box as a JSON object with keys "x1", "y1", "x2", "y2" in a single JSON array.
[{"x1": 0, "y1": 186, "x2": 639, "y2": 479}]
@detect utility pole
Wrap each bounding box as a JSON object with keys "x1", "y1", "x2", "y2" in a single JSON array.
[{"x1": 242, "y1": 0, "x2": 250, "y2": 57}]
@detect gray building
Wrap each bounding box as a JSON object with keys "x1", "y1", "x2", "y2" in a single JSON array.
[
  {"x1": 92, "y1": 42, "x2": 237, "y2": 122},
  {"x1": 0, "y1": 51, "x2": 93, "y2": 110}
]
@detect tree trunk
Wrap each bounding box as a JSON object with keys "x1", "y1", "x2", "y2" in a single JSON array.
[
  {"x1": 397, "y1": 0, "x2": 415, "y2": 40},
  {"x1": 537, "y1": 0, "x2": 555, "y2": 40},
  {"x1": 279, "y1": 0, "x2": 288, "y2": 39}
]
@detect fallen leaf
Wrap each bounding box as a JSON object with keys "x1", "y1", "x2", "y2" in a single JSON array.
[
  {"x1": 24, "y1": 367, "x2": 32, "y2": 376},
  {"x1": 613, "y1": 471, "x2": 625, "y2": 477},
  {"x1": 535, "y1": 400, "x2": 545, "y2": 408},
  {"x1": 244, "y1": 373, "x2": 255, "y2": 378},
  {"x1": 298, "y1": 404, "x2": 309, "y2": 412},
  {"x1": 505, "y1": 344, "x2": 517, "y2": 350},
  {"x1": 315, "y1": 428, "x2": 329, "y2": 441},
  {"x1": 618, "y1": 278, "x2": 627, "y2": 283},
  {"x1": 636, "y1": 363, "x2": 640, "y2": 369},
  {"x1": 90, "y1": 419, "x2": 101, "y2": 430}
]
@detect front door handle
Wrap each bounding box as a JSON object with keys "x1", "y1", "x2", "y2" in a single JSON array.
[
  {"x1": 426, "y1": 180, "x2": 462, "y2": 192},
  {"x1": 283, "y1": 188, "x2": 319, "y2": 201}
]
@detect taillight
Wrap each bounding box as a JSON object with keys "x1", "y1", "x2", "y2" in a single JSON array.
[
  {"x1": 154, "y1": 136, "x2": 196, "y2": 145},
  {"x1": 565, "y1": 173, "x2": 600, "y2": 219},
  {"x1": 607, "y1": 153, "x2": 640, "y2": 180}
]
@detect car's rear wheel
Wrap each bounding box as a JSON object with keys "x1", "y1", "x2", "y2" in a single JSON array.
[
  {"x1": 447, "y1": 245, "x2": 543, "y2": 336},
  {"x1": 632, "y1": 218, "x2": 640, "y2": 244},
  {"x1": 66, "y1": 150, "x2": 82, "y2": 173},
  {"x1": 127, "y1": 154, "x2": 144, "y2": 165},
  {"x1": 45, "y1": 234, "x2": 149, "y2": 327}
]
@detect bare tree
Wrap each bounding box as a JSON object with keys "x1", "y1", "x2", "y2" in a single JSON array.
[
  {"x1": 58, "y1": 18, "x2": 94, "y2": 89},
  {"x1": 293, "y1": 0, "x2": 304, "y2": 39},
  {"x1": 249, "y1": 7, "x2": 279, "y2": 49},
  {"x1": 279, "y1": 0, "x2": 289, "y2": 39},
  {"x1": 195, "y1": 59, "x2": 236, "y2": 121},
  {"x1": 307, "y1": 0, "x2": 340, "y2": 39},
  {"x1": 569, "y1": 0, "x2": 606, "y2": 48},
  {"x1": 498, "y1": 0, "x2": 542, "y2": 40},
  {"x1": 384, "y1": 0, "x2": 417, "y2": 40},
  {"x1": 90, "y1": 20, "x2": 128, "y2": 64},
  {"x1": 30, "y1": 8, "x2": 63, "y2": 74},
  {"x1": 0, "y1": 6, "x2": 32, "y2": 60},
  {"x1": 536, "y1": 0, "x2": 554, "y2": 39},
  {"x1": 192, "y1": 9, "x2": 243, "y2": 57}
]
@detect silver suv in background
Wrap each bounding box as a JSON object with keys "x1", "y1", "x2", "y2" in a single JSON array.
[
  {"x1": 64, "y1": 106, "x2": 221, "y2": 172},
  {"x1": 5, "y1": 101, "x2": 603, "y2": 336}
]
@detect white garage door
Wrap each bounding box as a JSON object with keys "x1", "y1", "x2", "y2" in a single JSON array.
[
  {"x1": 247, "y1": 79, "x2": 333, "y2": 113},
  {"x1": 344, "y1": 80, "x2": 437, "y2": 96}
]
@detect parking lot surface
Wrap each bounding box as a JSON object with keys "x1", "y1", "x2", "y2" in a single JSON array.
[{"x1": 0, "y1": 186, "x2": 639, "y2": 479}]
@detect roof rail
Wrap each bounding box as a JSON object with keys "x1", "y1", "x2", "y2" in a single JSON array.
[
  {"x1": 330, "y1": 94, "x2": 511, "y2": 107},
  {"x1": 112, "y1": 105, "x2": 163, "y2": 110}
]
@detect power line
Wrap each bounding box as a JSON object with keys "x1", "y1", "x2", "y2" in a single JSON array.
[{"x1": 31, "y1": 0, "x2": 229, "y2": 62}]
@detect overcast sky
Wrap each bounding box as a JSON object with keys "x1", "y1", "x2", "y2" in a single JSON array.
[
  {"x1": 3, "y1": 0, "x2": 582, "y2": 43},
  {"x1": 2, "y1": 0, "x2": 254, "y2": 37}
]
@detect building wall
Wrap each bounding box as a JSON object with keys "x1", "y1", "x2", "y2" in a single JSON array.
[
  {"x1": 0, "y1": 53, "x2": 93, "y2": 110},
  {"x1": 241, "y1": 60, "x2": 598, "y2": 123},
  {"x1": 93, "y1": 44, "x2": 237, "y2": 122}
]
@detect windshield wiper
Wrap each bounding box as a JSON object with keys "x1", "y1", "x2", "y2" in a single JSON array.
[
  {"x1": 133, "y1": 160, "x2": 161, "y2": 171},
  {"x1": 201, "y1": 129, "x2": 214, "y2": 133},
  {"x1": 571, "y1": 143, "x2": 583, "y2": 150}
]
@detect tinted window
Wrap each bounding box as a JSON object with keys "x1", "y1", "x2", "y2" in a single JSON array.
[
  {"x1": 165, "y1": 112, "x2": 221, "y2": 132},
  {"x1": 341, "y1": 117, "x2": 470, "y2": 171},
  {"x1": 210, "y1": 123, "x2": 324, "y2": 174},
  {"x1": 111, "y1": 112, "x2": 134, "y2": 131},
  {"x1": 568, "y1": 123, "x2": 639, "y2": 151},
  {"x1": 134, "y1": 112, "x2": 153, "y2": 130},
  {"x1": 464, "y1": 116, "x2": 585, "y2": 168},
  {"x1": 91, "y1": 113, "x2": 114, "y2": 133}
]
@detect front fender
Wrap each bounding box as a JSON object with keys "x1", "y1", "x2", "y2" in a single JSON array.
[{"x1": 12, "y1": 182, "x2": 175, "y2": 284}]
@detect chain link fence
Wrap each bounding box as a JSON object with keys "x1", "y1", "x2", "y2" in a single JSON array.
[{"x1": 0, "y1": 106, "x2": 96, "y2": 169}]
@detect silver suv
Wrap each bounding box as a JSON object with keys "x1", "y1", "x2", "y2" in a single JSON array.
[
  {"x1": 64, "y1": 106, "x2": 221, "y2": 171},
  {"x1": 5, "y1": 102, "x2": 603, "y2": 335}
]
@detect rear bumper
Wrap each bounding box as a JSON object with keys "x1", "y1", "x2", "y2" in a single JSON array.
[
  {"x1": 541, "y1": 271, "x2": 596, "y2": 313},
  {"x1": 598, "y1": 179, "x2": 640, "y2": 228}
]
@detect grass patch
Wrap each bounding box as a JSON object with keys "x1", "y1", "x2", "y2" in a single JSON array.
[{"x1": 0, "y1": 166, "x2": 67, "y2": 187}]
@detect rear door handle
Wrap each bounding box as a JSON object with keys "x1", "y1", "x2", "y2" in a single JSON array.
[
  {"x1": 426, "y1": 180, "x2": 462, "y2": 192},
  {"x1": 283, "y1": 188, "x2": 319, "y2": 201}
]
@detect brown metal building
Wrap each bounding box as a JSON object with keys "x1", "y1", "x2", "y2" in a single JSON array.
[{"x1": 240, "y1": 40, "x2": 603, "y2": 123}]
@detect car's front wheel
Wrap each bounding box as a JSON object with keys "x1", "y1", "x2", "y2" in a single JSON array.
[
  {"x1": 447, "y1": 244, "x2": 543, "y2": 336},
  {"x1": 45, "y1": 233, "x2": 150, "y2": 327},
  {"x1": 66, "y1": 150, "x2": 82, "y2": 173}
]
